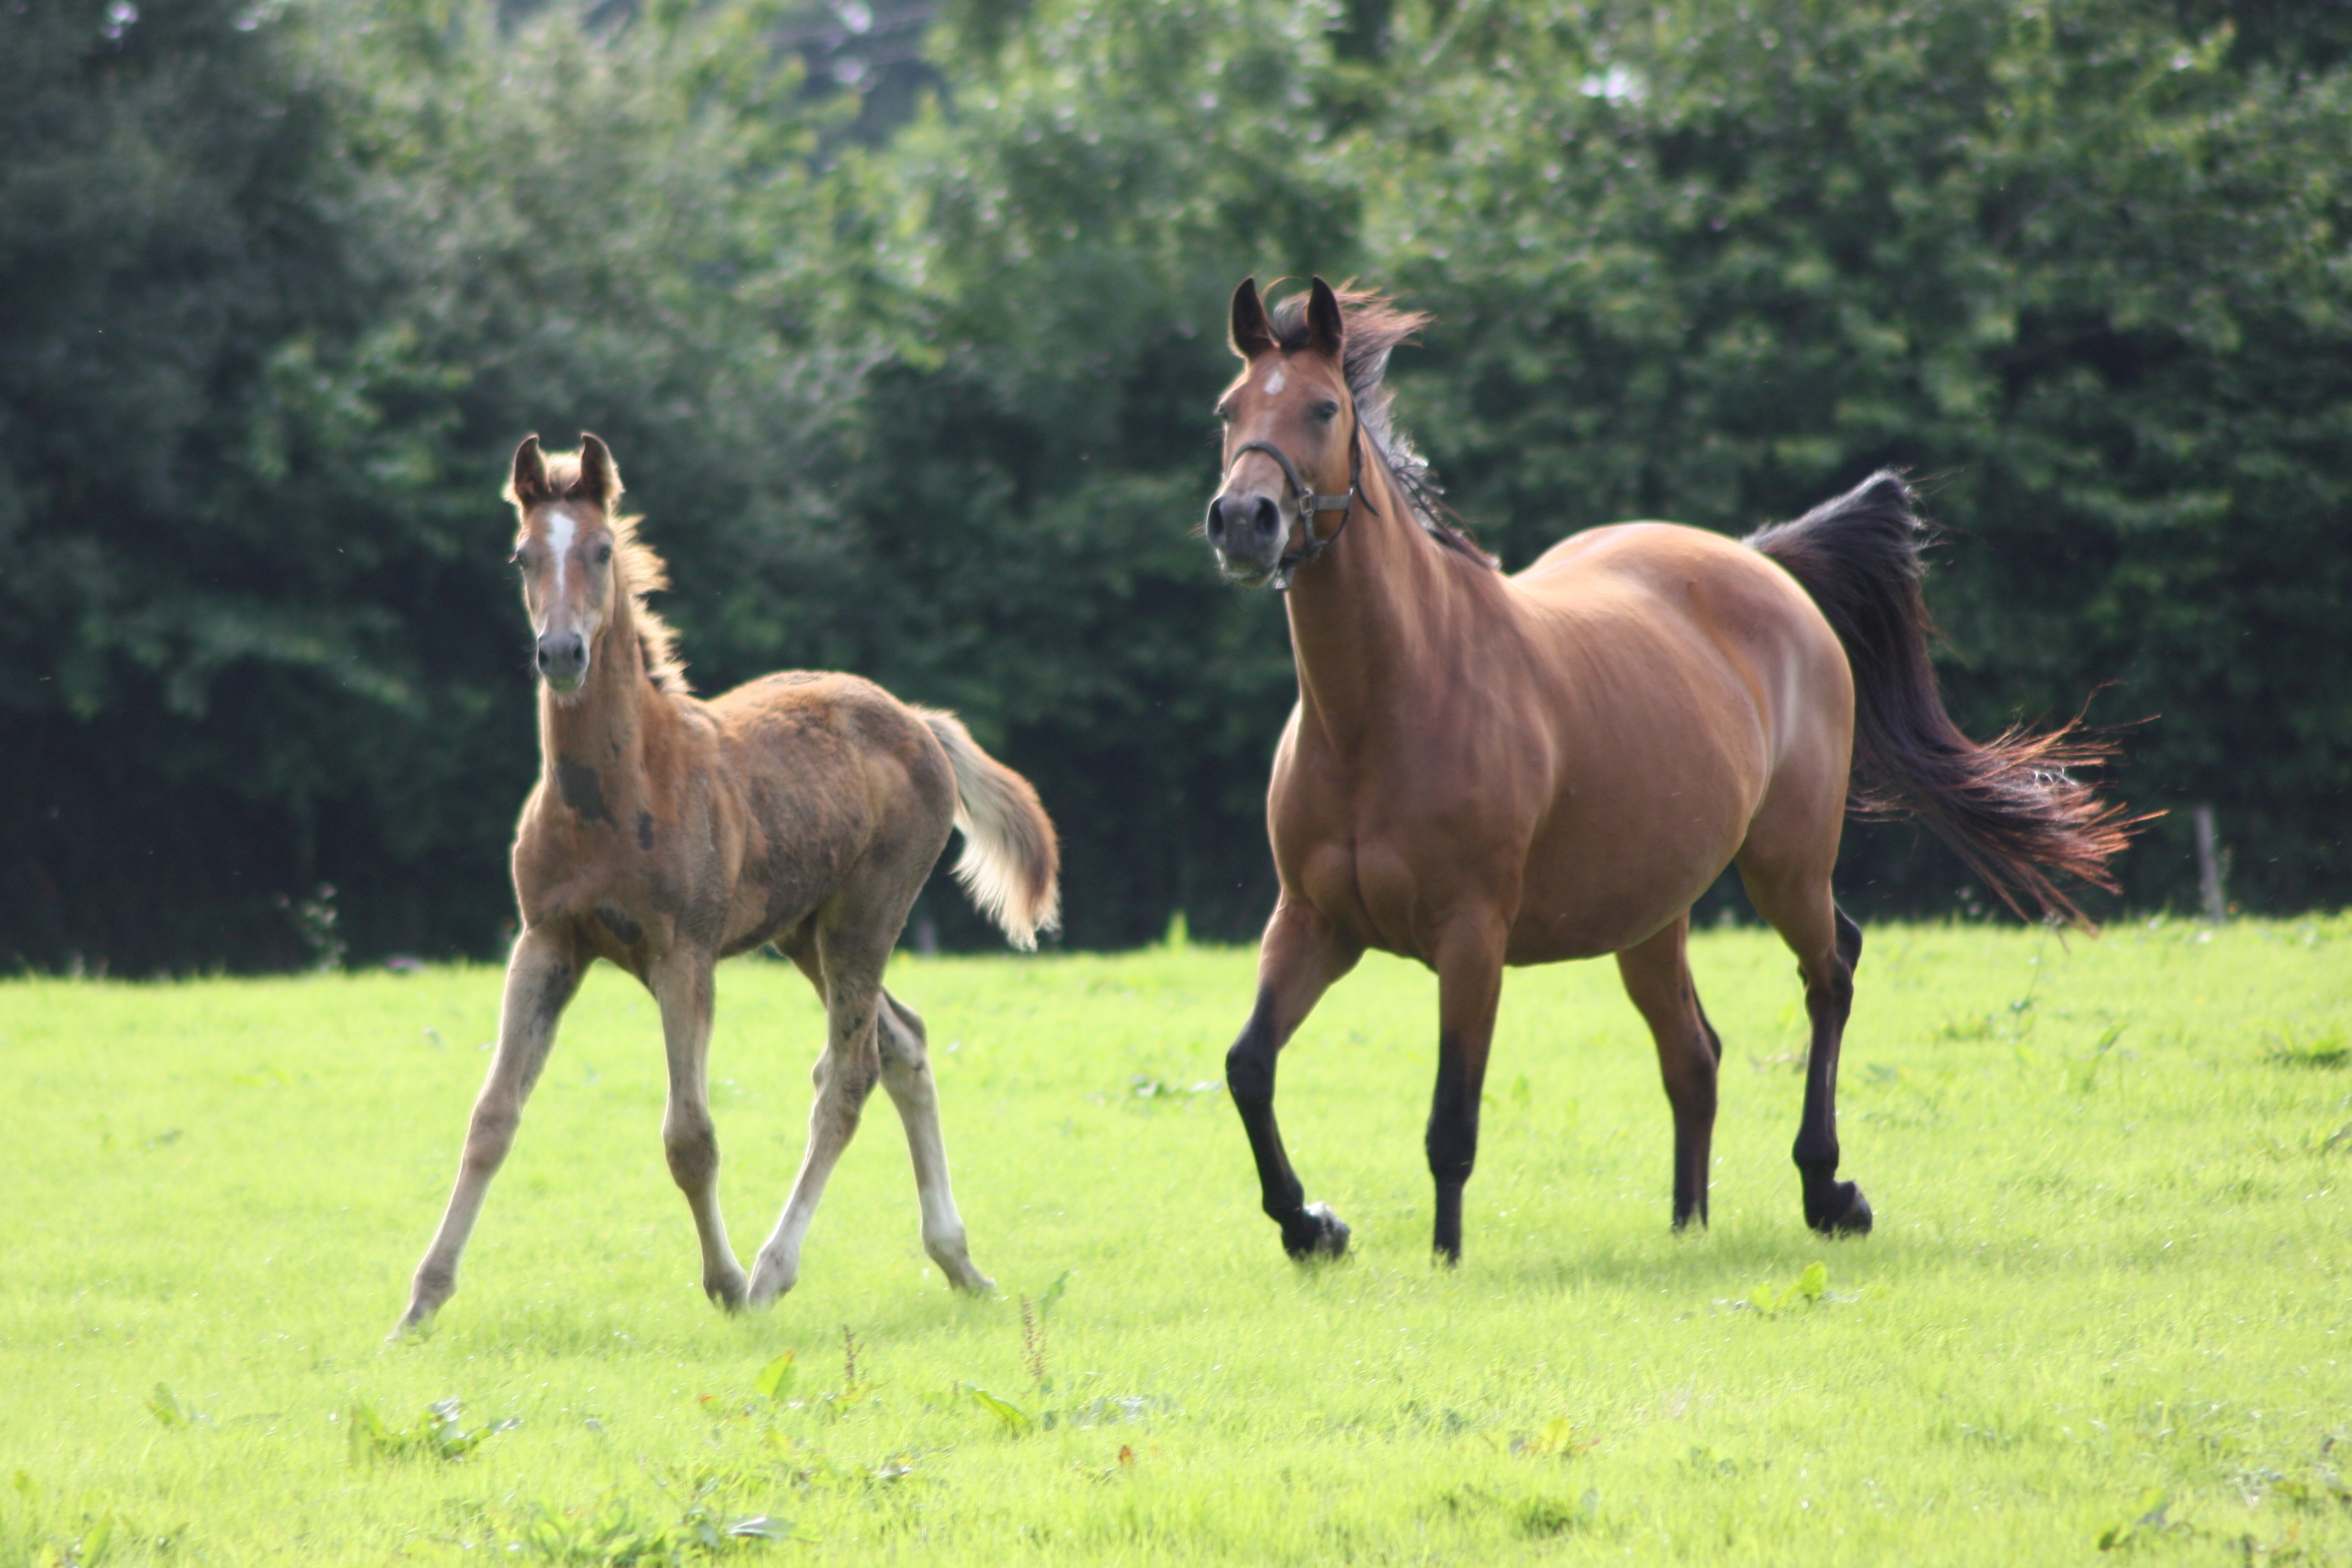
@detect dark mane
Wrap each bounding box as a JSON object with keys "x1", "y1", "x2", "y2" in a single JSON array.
[
  {"x1": 1265, "y1": 285, "x2": 1497, "y2": 570},
  {"x1": 533, "y1": 450, "x2": 690, "y2": 694}
]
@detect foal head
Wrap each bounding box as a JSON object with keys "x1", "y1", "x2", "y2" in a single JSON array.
[
  {"x1": 506, "y1": 433, "x2": 627, "y2": 696},
  {"x1": 1206, "y1": 276, "x2": 1362, "y2": 586}
]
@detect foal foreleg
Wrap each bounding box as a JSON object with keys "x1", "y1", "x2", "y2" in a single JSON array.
[
  {"x1": 652, "y1": 951, "x2": 749, "y2": 1309},
  {"x1": 876, "y1": 987, "x2": 992, "y2": 1293},
  {"x1": 1427, "y1": 918, "x2": 1506, "y2": 1265},
  {"x1": 746, "y1": 955, "x2": 885, "y2": 1307},
  {"x1": 1616, "y1": 914, "x2": 1719, "y2": 1230},
  {"x1": 1227, "y1": 898, "x2": 1360, "y2": 1260},
  {"x1": 395, "y1": 928, "x2": 583, "y2": 1334}
]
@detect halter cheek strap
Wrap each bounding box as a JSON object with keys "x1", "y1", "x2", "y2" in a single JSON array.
[{"x1": 1226, "y1": 425, "x2": 1377, "y2": 592}]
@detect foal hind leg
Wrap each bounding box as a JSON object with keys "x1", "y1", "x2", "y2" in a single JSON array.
[
  {"x1": 1616, "y1": 913, "x2": 1719, "y2": 1230},
  {"x1": 746, "y1": 917, "x2": 889, "y2": 1307},
  {"x1": 1739, "y1": 858, "x2": 1872, "y2": 1236},
  {"x1": 876, "y1": 987, "x2": 992, "y2": 1292}
]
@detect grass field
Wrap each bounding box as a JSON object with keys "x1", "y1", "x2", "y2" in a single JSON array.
[{"x1": 2, "y1": 917, "x2": 2347, "y2": 1565}]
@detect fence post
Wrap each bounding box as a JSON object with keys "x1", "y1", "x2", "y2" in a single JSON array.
[{"x1": 2192, "y1": 804, "x2": 2227, "y2": 922}]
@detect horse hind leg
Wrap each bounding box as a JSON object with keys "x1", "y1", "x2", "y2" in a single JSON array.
[
  {"x1": 876, "y1": 987, "x2": 992, "y2": 1293},
  {"x1": 1738, "y1": 850, "x2": 1873, "y2": 1236},
  {"x1": 1615, "y1": 913, "x2": 1719, "y2": 1230}
]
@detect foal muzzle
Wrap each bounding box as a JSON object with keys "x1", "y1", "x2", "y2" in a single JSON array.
[{"x1": 536, "y1": 630, "x2": 588, "y2": 691}]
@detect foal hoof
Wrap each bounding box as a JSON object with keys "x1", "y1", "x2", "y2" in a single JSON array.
[
  {"x1": 1282, "y1": 1202, "x2": 1351, "y2": 1261},
  {"x1": 1806, "y1": 1181, "x2": 1874, "y2": 1237}
]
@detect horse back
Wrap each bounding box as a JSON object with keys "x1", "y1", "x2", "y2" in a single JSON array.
[{"x1": 698, "y1": 672, "x2": 959, "y2": 953}]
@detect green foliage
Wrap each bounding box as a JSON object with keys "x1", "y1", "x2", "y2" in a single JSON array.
[{"x1": 6, "y1": 0, "x2": 2350, "y2": 970}]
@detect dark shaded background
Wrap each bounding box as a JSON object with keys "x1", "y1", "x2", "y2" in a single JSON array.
[{"x1": 4, "y1": 0, "x2": 2346, "y2": 972}]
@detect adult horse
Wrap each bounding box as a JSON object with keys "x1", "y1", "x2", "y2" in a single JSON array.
[
  {"x1": 1203, "y1": 278, "x2": 2132, "y2": 1263},
  {"x1": 395, "y1": 434, "x2": 1057, "y2": 1334}
]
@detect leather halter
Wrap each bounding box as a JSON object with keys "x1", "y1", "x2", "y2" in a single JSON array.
[{"x1": 1223, "y1": 423, "x2": 1377, "y2": 592}]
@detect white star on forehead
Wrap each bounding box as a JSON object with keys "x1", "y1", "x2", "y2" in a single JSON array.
[{"x1": 546, "y1": 509, "x2": 575, "y2": 595}]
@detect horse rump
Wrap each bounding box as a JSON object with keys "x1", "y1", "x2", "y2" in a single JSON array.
[{"x1": 1745, "y1": 471, "x2": 2138, "y2": 929}]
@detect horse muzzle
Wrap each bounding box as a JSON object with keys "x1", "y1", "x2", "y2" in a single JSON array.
[
  {"x1": 536, "y1": 630, "x2": 589, "y2": 692},
  {"x1": 1205, "y1": 491, "x2": 1286, "y2": 584}
]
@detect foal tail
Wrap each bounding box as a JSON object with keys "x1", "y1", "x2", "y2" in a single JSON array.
[
  {"x1": 917, "y1": 710, "x2": 1062, "y2": 950},
  {"x1": 1746, "y1": 472, "x2": 2138, "y2": 930}
]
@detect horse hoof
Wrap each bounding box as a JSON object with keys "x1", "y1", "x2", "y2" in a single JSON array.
[
  {"x1": 1806, "y1": 1181, "x2": 1874, "y2": 1236},
  {"x1": 1283, "y1": 1202, "x2": 1350, "y2": 1260},
  {"x1": 744, "y1": 1254, "x2": 798, "y2": 1308}
]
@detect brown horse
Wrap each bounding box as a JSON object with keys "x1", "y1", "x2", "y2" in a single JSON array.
[
  {"x1": 395, "y1": 434, "x2": 1057, "y2": 1334},
  {"x1": 1203, "y1": 278, "x2": 2133, "y2": 1264}
]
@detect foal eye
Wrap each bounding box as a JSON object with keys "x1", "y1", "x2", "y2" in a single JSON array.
[
  {"x1": 596, "y1": 543, "x2": 614, "y2": 564},
  {"x1": 1311, "y1": 400, "x2": 1340, "y2": 422}
]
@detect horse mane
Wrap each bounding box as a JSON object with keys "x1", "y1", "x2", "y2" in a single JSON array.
[
  {"x1": 1264, "y1": 286, "x2": 1497, "y2": 570},
  {"x1": 535, "y1": 450, "x2": 691, "y2": 694}
]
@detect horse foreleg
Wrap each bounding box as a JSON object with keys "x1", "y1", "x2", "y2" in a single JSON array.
[
  {"x1": 1616, "y1": 913, "x2": 1719, "y2": 1230},
  {"x1": 1428, "y1": 918, "x2": 1506, "y2": 1265},
  {"x1": 876, "y1": 986, "x2": 992, "y2": 1293},
  {"x1": 394, "y1": 927, "x2": 583, "y2": 1335},
  {"x1": 653, "y1": 950, "x2": 748, "y2": 1309},
  {"x1": 1227, "y1": 898, "x2": 1360, "y2": 1260},
  {"x1": 746, "y1": 938, "x2": 885, "y2": 1306}
]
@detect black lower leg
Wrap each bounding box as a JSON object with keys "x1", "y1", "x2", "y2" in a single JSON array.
[
  {"x1": 1425, "y1": 1033, "x2": 1480, "y2": 1264},
  {"x1": 1226, "y1": 988, "x2": 1347, "y2": 1259},
  {"x1": 1794, "y1": 915, "x2": 1871, "y2": 1235}
]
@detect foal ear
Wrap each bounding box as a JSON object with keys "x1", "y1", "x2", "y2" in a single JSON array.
[
  {"x1": 1229, "y1": 277, "x2": 1277, "y2": 359},
  {"x1": 573, "y1": 432, "x2": 623, "y2": 511},
  {"x1": 508, "y1": 434, "x2": 550, "y2": 506},
  {"x1": 1306, "y1": 276, "x2": 1345, "y2": 360}
]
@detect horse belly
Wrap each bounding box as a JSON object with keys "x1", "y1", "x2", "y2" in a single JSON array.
[{"x1": 1506, "y1": 728, "x2": 1763, "y2": 962}]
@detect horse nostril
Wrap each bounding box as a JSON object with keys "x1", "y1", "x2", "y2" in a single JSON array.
[
  {"x1": 1205, "y1": 496, "x2": 1227, "y2": 541},
  {"x1": 1251, "y1": 495, "x2": 1280, "y2": 536}
]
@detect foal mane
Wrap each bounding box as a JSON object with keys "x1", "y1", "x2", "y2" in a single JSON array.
[
  {"x1": 533, "y1": 449, "x2": 690, "y2": 694},
  {"x1": 1264, "y1": 286, "x2": 1497, "y2": 570}
]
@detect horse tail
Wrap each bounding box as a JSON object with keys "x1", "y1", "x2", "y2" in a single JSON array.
[
  {"x1": 916, "y1": 709, "x2": 1061, "y2": 950},
  {"x1": 1745, "y1": 471, "x2": 2138, "y2": 930}
]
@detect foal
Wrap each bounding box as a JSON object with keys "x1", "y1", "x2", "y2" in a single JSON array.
[
  {"x1": 1204, "y1": 279, "x2": 2131, "y2": 1264},
  {"x1": 395, "y1": 434, "x2": 1057, "y2": 1332}
]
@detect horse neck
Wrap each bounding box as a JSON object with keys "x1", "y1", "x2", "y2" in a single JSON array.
[
  {"x1": 1283, "y1": 454, "x2": 1485, "y2": 743},
  {"x1": 539, "y1": 582, "x2": 659, "y2": 785}
]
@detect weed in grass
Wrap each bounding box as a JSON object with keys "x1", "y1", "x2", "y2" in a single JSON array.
[{"x1": 346, "y1": 1397, "x2": 516, "y2": 1464}]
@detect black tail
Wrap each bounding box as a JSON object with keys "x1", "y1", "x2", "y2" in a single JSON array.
[{"x1": 1747, "y1": 471, "x2": 2138, "y2": 930}]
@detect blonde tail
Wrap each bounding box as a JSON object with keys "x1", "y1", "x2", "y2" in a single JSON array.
[{"x1": 917, "y1": 709, "x2": 1061, "y2": 950}]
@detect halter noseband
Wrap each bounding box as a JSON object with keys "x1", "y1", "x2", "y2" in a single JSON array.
[{"x1": 1224, "y1": 423, "x2": 1377, "y2": 592}]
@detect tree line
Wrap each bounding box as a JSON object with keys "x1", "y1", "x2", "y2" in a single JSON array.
[{"x1": 4, "y1": 0, "x2": 2347, "y2": 972}]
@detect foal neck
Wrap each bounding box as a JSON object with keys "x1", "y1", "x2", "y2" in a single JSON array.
[{"x1": 538, "y1": 578, "x2": 661, "y2": 801}]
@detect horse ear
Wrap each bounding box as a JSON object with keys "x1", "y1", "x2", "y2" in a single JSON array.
[
  {"x1": 1306, "y1": 276, "x2": 1345, "y2": 360},
  {"x1": 574, "y1": 432, "x2": 622, "y2": 511},
  {"x1": 509, "y1": 434, "x2": 549, "y2": 505},
  {"x1": 1229, "y1": 277, "x2": 1276, "y2": 359}
]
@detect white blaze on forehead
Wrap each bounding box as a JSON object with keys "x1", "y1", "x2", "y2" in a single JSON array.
[
  {"x1": 545, "y1": 508, "x2": 576, "y2": 596},
  {"x1": 1262, "y1": 364, "x2": 1287, "y2": 395}
]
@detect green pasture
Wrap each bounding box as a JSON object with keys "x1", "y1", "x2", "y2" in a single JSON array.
[{"x1": 3, "y1": 918, "x2": 2347, "y2": 1565}]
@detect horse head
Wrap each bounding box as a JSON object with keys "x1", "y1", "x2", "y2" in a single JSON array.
[{"x1": 507, "y1": 432, "x2": 625, "y2": 695}]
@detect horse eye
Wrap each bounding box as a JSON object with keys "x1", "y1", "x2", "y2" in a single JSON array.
[
  {"x1": 1312, "y1": 400, "x2": 1340, "y2": 422},
  {"x1": 596, "y1": 543, "x2": 614, "y2": 564}
]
